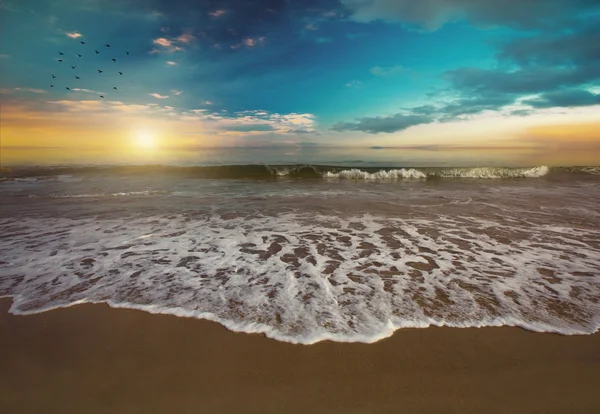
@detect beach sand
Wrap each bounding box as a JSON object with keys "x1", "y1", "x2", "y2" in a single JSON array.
[{"x1": 1, "y1": 298, "x2": 599, "y2": 414}]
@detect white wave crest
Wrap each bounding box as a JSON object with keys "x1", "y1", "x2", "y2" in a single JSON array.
[
  {"x1": 325, "y1": 168, "x2": 427, "y2": 179},
  {"x1": 439, "y1": 166, "x2": 549, "y2": 179}
]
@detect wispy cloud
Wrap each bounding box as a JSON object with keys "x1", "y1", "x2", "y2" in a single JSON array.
[
  {"x1": 72, "y1": 88, "x2": 105, "y2": 94},
  {"x1": 150, "y1": 93, "x2": 169, "y2": 99},
  {"x1": 65, "y1": 32, "x2": 82, "y2": 39},
  {"x1": 177, "y1": 33, "x2": 195, "y2": 43},
  {"x1": 0, "y1": 54, "x2": 10, "y2": 59},
  {"x1": 209, "y1": 10, "x2": 227, "y2": 18},
  {"x1": 153, "y1": 37, "x2": 173, "y2": 47},
  {"x1": 345, "y1": 80, "x2": 363, "y2": 88},
  {"x1": 370, "y1": 65, "x2": 408, "y2": 76},
  {"x1": 304, "y1": 24, "x2": 318, "y2": 30},
  {"x1": 152, "y1": 35, "x2": 187, "y2": 53},
  {"x1": 14, "y1": 87, "x2": 47, "y2": 94},
  {"x1": 315, "y1": 37, "x2": 333, "y2": 44},
  {"x1": 166, "y1": 61, "x2": 178, "y2": 66},
  {"x1": 171, "y1": 90, "x2": 183, "y2": 96},
  {"x1": 244, "y1": 36, "x2": 266, "y2": 47}
]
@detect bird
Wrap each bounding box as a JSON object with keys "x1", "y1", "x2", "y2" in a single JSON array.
[
  {"x1": 126, "y1": 51, "x2": 130, "y2": 55},
  {"x1": 58, "y1": 59, "x2": 63, "y2": 62},
  {"x1": 105, "y1": 44, "x2": 111, "y2": 47},
  {"x1": 77, "y1": 53, "x2": 82, "y2": 57},
  {"x1": 58, "y1": 52, "x2": 64, "y2": 55},
  {"x1": 100, "y1": 95, "x2": 104, "y2": 98},
  {"x1": 71, "y1": 65, "x2": 77, "y2": 69},
  {"x1": 118, "y1": 71, "x2": 123, "y2": 75},
  {"x1": 113, "y1": 86, "x2": 117, "y2": 90},
  {"x1": 75, "y1": 76, "x2": 80, "y2": 79},
  {"x1": 80, "y1": 41, "x2": 86, "y2": 44},
  {"x1": 112, "y1": 58, "x2": 116, "y2": 62},
  {"x1": 52, "y1": 75, "x2": 56, "y2": 78},
  {"x1": 66, "y1": 87, "x2": 70, "y2": 90},
  {"x1": 97, "y1": 69, "x2": 103, "y2": 73},
  {"x1": 95, "y1": 50, "x2": 100, "y2": 54},
  {"x1": 50, "y1": 84, "x2": 54, "y2": 87}
]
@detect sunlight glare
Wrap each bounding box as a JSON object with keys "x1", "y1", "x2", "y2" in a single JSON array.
[{"x1": 134, "y1": 130, "x2": 156, "y2": 149}]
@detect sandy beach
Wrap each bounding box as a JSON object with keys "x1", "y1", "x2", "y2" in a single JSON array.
[{"x1": 1, "y1": 298, "x2": 599, "y2": 414}]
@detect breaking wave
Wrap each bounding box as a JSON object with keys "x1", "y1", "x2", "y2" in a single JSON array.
[{"x1": 0, "y1": 164, "x2": 578, "y2": 182}]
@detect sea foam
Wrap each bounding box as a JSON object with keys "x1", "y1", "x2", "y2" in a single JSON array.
[{"x1": 1, "y1": 210, "x2": 598, "y2": 344}]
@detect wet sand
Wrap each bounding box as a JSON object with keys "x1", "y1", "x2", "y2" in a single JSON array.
[{"x1": 1, "y1": 298, "x2": 599, "y2": 414}]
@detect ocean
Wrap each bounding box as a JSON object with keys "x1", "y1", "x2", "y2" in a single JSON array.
[{"x1": 1, "y1": 162, "x2": 599, "y2": 344}]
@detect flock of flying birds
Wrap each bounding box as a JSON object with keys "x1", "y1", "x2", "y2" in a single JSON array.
[{"x1": 51, "y1": 40, "x2": 130, "y2": 98}]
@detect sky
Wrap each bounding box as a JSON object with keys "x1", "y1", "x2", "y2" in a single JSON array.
[{"x1": 1, "y1": 0, "x2": 599, "y2": 165}]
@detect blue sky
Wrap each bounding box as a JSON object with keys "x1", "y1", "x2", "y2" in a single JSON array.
[{"x1": 1, "y1": 0, "x2": 599, "y2": 152}]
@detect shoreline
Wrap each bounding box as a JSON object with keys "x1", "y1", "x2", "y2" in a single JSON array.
[{"x1": 1, "y1": 298, "x2": 599, "y2": 414}]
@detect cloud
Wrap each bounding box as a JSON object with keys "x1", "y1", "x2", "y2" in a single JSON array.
[
  {"x1": 243, "y1": 36, "x2": 266, "y2": 47},
  {"x1": 345, "y1": 80, "x2": 363, "y2": 88},
  {"x1": 304, "y1": 23, "x2": 318, "y2": 30},
  {"x1": 522, "y1": 89, "x2": 600, "y2": 108},
  {"x1": 166, "y1": 61, "x2": 178, "y2": 65},
  {"x1": 497, "y1": 25, "x2": 600, "y2": 67},
  {"x1": 152, "y1": 35, "x2": 186, "y2": 53},
  {"x1": 153, "y1": 37, "x2": 173, "y2": 47},
  {"x1": 176, "y1": 33, "x2": 196, "y2": 43},
  {"x1": 72, "y1": 88, "x2": 105, "y2": 94},
  {"x1": 369, "y1": 65, "x2": 408, "y2": 76},
  {"x1": 150, "y1": 93, "x2": 169, "y2": 99},
  {"x1": 0, "y1": 54, "x2": 9, "y2": 59},
  {"x1": 171, "y1": 90, "x2": 183, "y2": 95},
  {"x1": 315, "y1": 37, "x2": 333, "y2": 43},
  {"x1": 206, "y1": 110, "x2": 317, "y2": 134},
  {"x1": 331, "y1": 113, "x2": 434, "y2": 133},
  {"x1": 340, "y1": 0, "x2": 600, "y2": 31},
  {"x1": 65, "y1": 31, "x2": 82, "y2": 39},
  {"x1": 13, "y1": 87, "x2": 47, "y2": 94},
  {"x1": 209, "y1": 9, "x2": 227, "y2": 18}
]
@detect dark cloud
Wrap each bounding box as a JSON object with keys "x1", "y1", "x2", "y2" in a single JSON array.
[
  {"x1": 340, "y1": 0, "x2": 600, "y2": 31},
  {"x1": 331, "y1": 113, "x2": 434, "y2": 133},
  {"x1": 333, "y1": 93, "x2": 521, "y2": 133},
  {"x1": 523, "y1": 89, "x2": 600, "y2": 108},
  {"x1": 497, "y1": 25, "x2": 600, "y2": 67},
  {"x1": 224, "y1": 124, "x2": 275, "y2": 132},
  {"x1": 444, "y1": 65, "x2": 600, "y2": 96},
  {"x1": 331, "y1": 1, "x2": 600, "y2": 134}
]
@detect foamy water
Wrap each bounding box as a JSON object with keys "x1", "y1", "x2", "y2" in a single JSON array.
[{"x1": 1, "y1": 164, "x2": 599, "y2": 344}]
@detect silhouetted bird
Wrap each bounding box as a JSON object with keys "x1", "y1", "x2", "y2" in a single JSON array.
[
  {"x1": 95, "y1": 50, "x2": 100, "y2": 54},
  {"x1": 59, "y1": 52, "x2": 64, "y2": 55},
  {"x1": 97, "y1": 70, "x2": 103, "y2": 73},
  {"x1": 75, "y1": 76, "x2": 80, "y2": 79},
  {"x1": 77, "y1": 54, "x2": 82, "y2": 57},
  {"x1": 52, "y1": 75, "x2": 56, "y2": 78},
  {"x1": 105, "y1": 44, "x2": 111, "y2": 47},
  {"x1": 100, "y1": 95, "x2": 104, "y2": 98},
  {"x1": 119, "y1": 72, "x2": 123, "y2": 75},
  {"x1": 113, "y1": 87, "x2": 117, "y2": 90},
  {"x1": 66, "y1": 87, "x2": 70, "y2": 90},
  {"x1": 50, "y1": 85, "x2": 54, "y2": 87},
  {"x1": 58, "y1": 59, "x2": 63, "y2": 62},
  {"x1": 71, "y1": 65, "x2": 77, "y2": 69},
  {"x1": 112, "y1": 58, "x2": 116, "y2": 62},
  {"x1": 126, "y1": 51, "x2": 130, "y2": 55},
  {"x1": 80, "y1": 41, "x2": 85, "y2": 44}
]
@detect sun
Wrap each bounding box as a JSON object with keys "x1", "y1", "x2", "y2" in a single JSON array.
[{"x1": 134, "y1": 130, "x2": 156, "y2": 149}]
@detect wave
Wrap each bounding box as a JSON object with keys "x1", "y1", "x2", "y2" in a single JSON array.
[
  {"x1": 0, "y1": 164, "x2": 586, "y2": 182},
  {"x1": 1, "y1": 212, "x2": 599, "y2": 344}
]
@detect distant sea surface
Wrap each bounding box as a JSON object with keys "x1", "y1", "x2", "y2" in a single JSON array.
[{"x1": 1, "y1": 156, "x2": 599, "y2": 343}]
